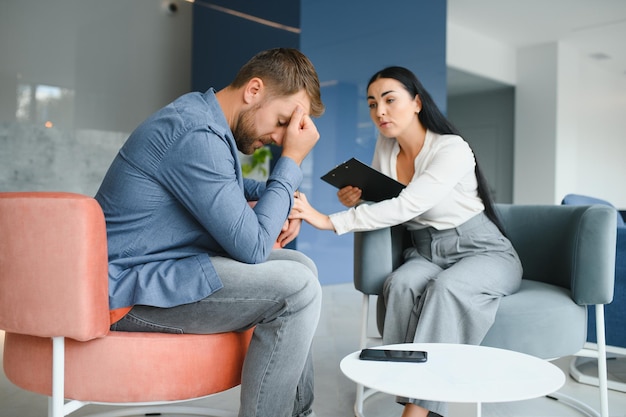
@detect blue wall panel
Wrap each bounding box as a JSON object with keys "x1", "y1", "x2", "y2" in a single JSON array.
[
  {"x1": 192, "y1": 0, "x2": 300, "y2": 91},
  {"x1": 299, "y1": 0, "x2": 447, "y2": 285}
]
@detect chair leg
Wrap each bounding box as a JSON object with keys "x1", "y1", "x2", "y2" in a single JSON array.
[
  {"x1": 353, "y1": 293, "x2": 388, "y2": 417},
  {"x1": 51, "y1": 336, "x2": 65, "y2": 417},
  {"x1": 552, "y1": 304, "x2": 611, "y2": 417},
  {"x1": 359, "y1": 293, "x2": 370, "y2": 350},
  {"x1": 594, "y1": 304, "x2": 610, "y2": 417},
  {"x1": 354, "y1": 293, "x2": 370, "y2": 417},
  {"x1": 548, "y1": 391, "x2": 601, "y2": 417},
  {"x1": 354, "y1": 384, "x2": 365, "y2": 417},
  {"x1": 569, "y1": 343, "x2": 626, "y2": 392},
  {"x1": 84, "y1": 405, "x2": 237, "y2": 417}
]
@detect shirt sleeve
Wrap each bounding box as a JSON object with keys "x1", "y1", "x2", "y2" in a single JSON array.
[
  {"x1": 244, "y1": 178, "x2": 266, "y2": 200},
  {"x1": 157, "y1": 126, "x2": 301, "y2": 263}
]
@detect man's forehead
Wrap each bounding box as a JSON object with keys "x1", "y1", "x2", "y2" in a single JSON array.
[{"x1": 267, "y1": 90, "x2": 311, "y2": 114}]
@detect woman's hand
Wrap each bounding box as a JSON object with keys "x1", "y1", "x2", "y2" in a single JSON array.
[
  {"x1": 289, "y1": 192, "x2": 335, "y2": 231},
  {"x1": 337, "y1": 186, "x2": 363, "y2": 207}
]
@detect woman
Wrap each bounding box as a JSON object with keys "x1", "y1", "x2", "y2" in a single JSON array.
[{"x1": 290, "y1": 66, "x2": 523, "y2": 417}]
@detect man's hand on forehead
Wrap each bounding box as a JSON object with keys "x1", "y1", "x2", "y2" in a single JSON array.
[{"x1": 280, "y1": 106, "x2": 320, "y2": 165}]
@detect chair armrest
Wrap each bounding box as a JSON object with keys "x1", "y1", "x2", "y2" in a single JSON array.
[
  {"x1": 571, "y1": 205, "x2": 617, "y2": 304},
  {"x1": 615, "y1": 227, "x2": 626, "y2": 283},
  {"x1": 496, "y1": 204, "x2": 616, "y2": 305},
  {"x1": 353, "y1": 225, "x2": 407, "y2": 295}
]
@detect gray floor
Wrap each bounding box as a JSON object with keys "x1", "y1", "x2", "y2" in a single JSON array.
[{"x1": 1, "y1": 283, "x2": 626, "y2": 417}]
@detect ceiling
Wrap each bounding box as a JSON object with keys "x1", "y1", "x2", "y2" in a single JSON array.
[{"x1": 446, "y1": 0, "x2": 626, "y2": 96}]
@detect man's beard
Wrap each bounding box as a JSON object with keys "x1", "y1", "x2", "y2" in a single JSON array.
[{"x1": 233, "y1": 105, "x2": 269, "y2": 155}]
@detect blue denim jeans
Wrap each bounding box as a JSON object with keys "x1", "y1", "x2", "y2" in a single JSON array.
[{"x1": 111, "y1": 249, "x2": 321, "y2": 417}]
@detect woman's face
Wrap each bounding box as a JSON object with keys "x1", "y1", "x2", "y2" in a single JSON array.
[{"x1": 367, "y1": 78, "x2": 422, "y2": 138}]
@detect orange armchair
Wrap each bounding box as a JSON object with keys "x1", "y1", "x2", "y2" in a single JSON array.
[{"x1": 0, "y1": 192, "x2": 253, "y2": 417}]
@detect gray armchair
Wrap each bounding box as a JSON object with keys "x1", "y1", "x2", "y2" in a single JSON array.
[
  {"x1": 561, "y1": 193, "x2": 626, "y2": 391},
  {"x1": 353, "y1": 204, "x2": 616, "y2": 417}
]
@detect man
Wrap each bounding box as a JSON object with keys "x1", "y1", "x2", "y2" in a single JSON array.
[{"x1": 95, "y1": 48, "x2": 324, "y2": 417}]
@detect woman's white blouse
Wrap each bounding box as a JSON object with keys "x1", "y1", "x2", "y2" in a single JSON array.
[{"x1": 329, "y1": 130, "x2": 485, "y2": 235}]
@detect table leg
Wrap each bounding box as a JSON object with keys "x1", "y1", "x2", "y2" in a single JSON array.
[{"x1": 448, "y1": 402, "x2": 481, "y2": 417}]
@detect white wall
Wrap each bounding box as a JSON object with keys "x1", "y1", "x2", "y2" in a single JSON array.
[
  {"x1": 447, "y1": 22, "x2": 517, "y2": 86},
  {"x1": 448, "y1": 22, "x2": 626, "y2": 208},
  {"x1": 448, "y1": 89, "x2": 515, "y2": 204},
  {"x1": 0, "y1": 0, "x2": 192, "y2": 195},
  {"x1": 554, "y1": 44, "x2": 581, "y2": 203},
  {"x1": 574, "y1": 58, "x2": 626, "y2": 207},
  {"x1": 513, "y1": 43, "x2": 560, "y2": 204}
]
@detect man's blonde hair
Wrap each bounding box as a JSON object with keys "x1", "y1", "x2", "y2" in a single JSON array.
[{"x1": 230, "y1": 48, "x2": 324, "y2": 117}]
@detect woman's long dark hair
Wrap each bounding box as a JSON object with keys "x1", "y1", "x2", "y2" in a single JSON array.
[{"x1": 368, "y1": 66, "x2": 505, "y2": 235}]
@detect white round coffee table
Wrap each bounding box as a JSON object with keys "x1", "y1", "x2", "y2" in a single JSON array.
[{"x1": 340, "y1": 343, "x2": 565, "y2": 417}]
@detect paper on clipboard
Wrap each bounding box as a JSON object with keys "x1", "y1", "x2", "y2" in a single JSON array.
[{"x1": 320, "y1": 158, "x2": 405, "y2": 202}]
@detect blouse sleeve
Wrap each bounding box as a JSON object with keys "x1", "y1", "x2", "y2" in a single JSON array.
[{"x1": 329, "y1": 135, "x2": 476, "y2": 235}]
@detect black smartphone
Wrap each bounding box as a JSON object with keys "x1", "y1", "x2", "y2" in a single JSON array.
[{"x1": 359, "y1": 348, "x2": 428, "y2": 363}]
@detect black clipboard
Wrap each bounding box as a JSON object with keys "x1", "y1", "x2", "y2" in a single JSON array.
[{"x1": 320, "y1": 158, "x2": 406, "y2": 202}]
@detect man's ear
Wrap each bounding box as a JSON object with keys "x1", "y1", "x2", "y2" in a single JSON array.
[{"x1": 243, "y1": 77, "x2": 264, "y2": 105}]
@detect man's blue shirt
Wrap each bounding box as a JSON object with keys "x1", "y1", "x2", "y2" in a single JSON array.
[{"x1": 95, "y1": 89, "x2": 302, "y2": 309}]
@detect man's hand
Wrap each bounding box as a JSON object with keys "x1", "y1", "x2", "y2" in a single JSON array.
[
  {"x1": 281, "y1": 106, "x2": 320, "y2": 165},
  {"x1": 277, "y1": 217, "x2": 301, "y2": 247}
]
